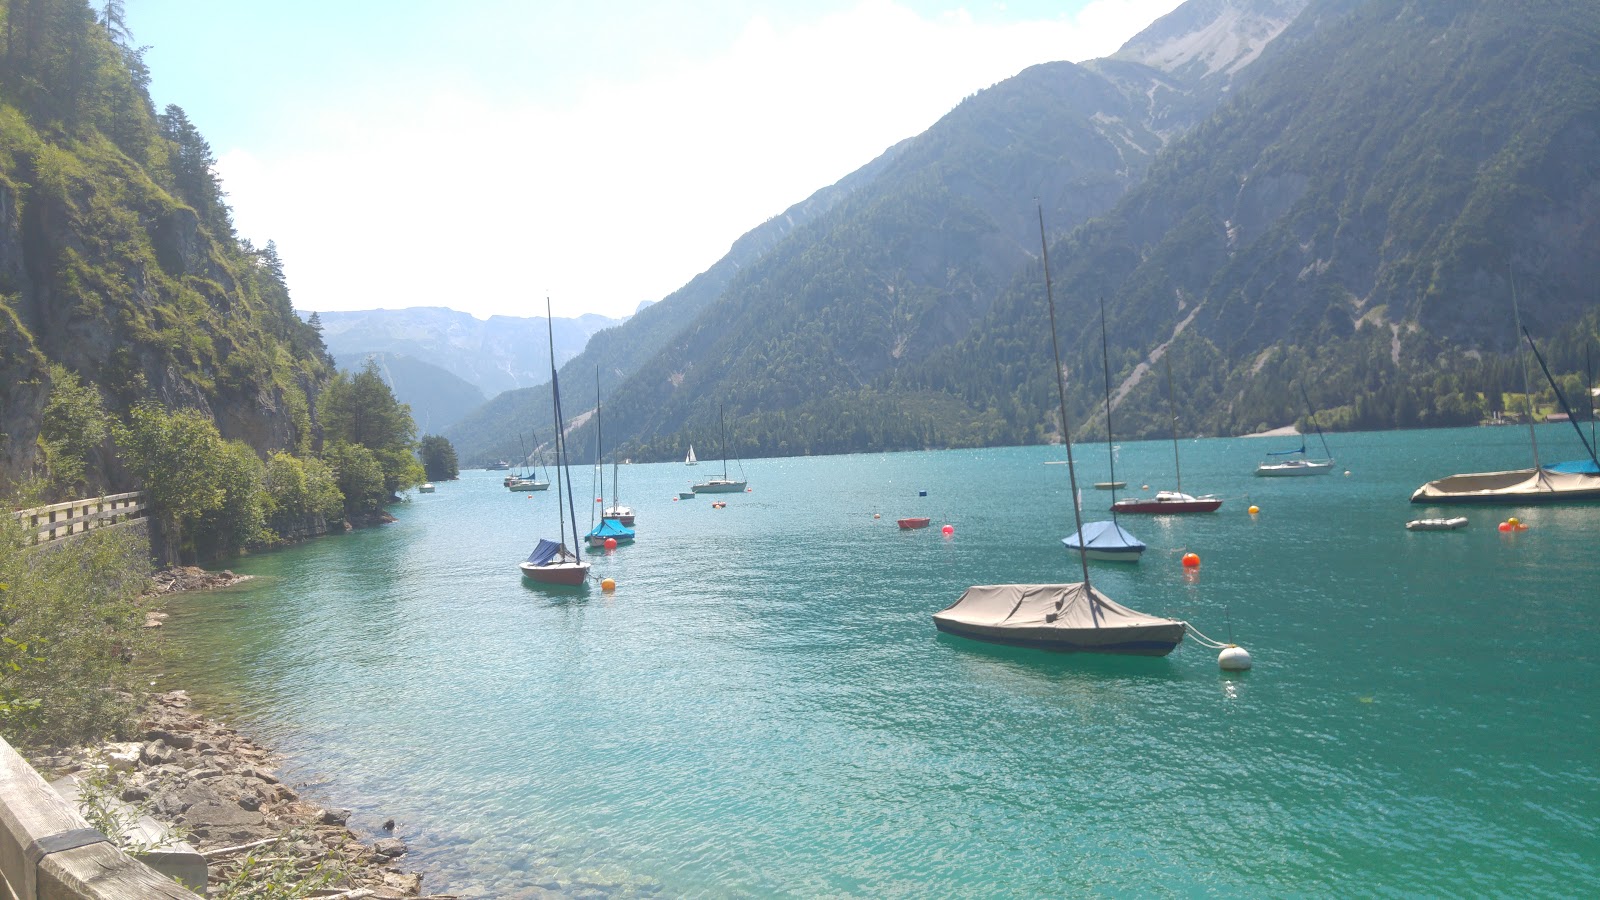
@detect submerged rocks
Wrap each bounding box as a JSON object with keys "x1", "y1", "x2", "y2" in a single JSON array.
[{"x1": 149, "y1": 566, "x2": 253, "y2": 594}]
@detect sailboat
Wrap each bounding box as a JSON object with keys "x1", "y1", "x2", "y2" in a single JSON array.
[
  {"x1": 507, "y1": 431, "x2": 551, "y2": 491},
  {"x1": 586, "y1": 367, "x2": 635, "y2": 548},
  {"x1": 1256, "y1": 386, "x2": 1335, "y2": 476},
  {"x1": 691, "y1": 405, "x2": 747, "y2": 493},
  {"x1": 1412, "y1": 298, "x2": 1600, "y2": 504},
  {"x1": 685, "y1": 445, "x2": 698, "y2": 466},
  {"x1": 1111, "y1": 354, "x2": 1222, "y2": 513},
  {"x1": 603, "y1": 454, "x2": 635, "y2": 526},
  {"x1": 1063, "y1": 297, "x2": 1146, "y2": 562},
  {"x1": 519, "y1": 299, "x2": 592, "y2": 586},
  {"x1": 933, "y1": 206, "x2": 1185, "y2": 655}
]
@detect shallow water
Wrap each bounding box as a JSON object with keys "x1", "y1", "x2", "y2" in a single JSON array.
[{"x1": 164, "y1": 424, "x2": 1600, "y2": 897}]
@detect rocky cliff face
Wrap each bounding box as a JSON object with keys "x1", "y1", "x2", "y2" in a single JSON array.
[{"x1": 0, "y1": 122, "x2": 329, "y2": 495}]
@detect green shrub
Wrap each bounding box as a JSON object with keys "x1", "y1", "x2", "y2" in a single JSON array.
[{"x1": 0, "y1": 516, "x2": 152, "y2": 749}]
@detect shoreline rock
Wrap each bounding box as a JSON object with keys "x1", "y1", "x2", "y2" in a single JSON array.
[{"x1": 35, "y1": 689, "x2": 454, "y2": 899}]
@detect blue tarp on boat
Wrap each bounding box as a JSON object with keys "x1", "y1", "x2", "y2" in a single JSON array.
[
  {"x1": 1062, "y1": 520, "x2": 1147, "y2": 554},
  {"x1": 586, "y1": 518, "x2": 635, "y2": 542},
  {"x1": 1548, "y1": 459, "x2": 1600, "y2": 475},
  {"x1": 526, "y1": 538, "x2": 567, "y2": 566}
]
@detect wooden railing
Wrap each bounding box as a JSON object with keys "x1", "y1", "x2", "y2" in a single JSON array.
[
  {"x1": 12, "y1": 493, "x2": 147, "y2": 546},
  {"x1": 0, "y1": 736, "x2": 199, "y2": 900}
]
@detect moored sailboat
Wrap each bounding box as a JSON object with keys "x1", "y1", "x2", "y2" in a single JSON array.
[
  {"x1": 1064, "y1": 296, "x2": 1146, "y2": 563},
  {"x1": 507, "y1": 432, "x2": 550, "y2": 491},
  {"x1": 1411, "y1": 320, "x2": 1600, "y2": 504},
  {"x1": 1112, "y1": 355, "x2": 1222, "y2": 514},
  {"x1": 691, "y1": 405, "x2": 747, "y2": 493},
  {"x1": 934, "y1": 206, "x2": 1184, "y2": 656},
  {"x1": 519, "y1": 299, "x2": 592, "y2": 586},
  {"x1": 1257, "y1": 387, "x2": 1335, "y2": 476},
  {"x1": 586, "y1": 367, "x2": 635, "y2": 548}
]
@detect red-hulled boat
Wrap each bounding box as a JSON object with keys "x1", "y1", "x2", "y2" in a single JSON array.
[{"x1": 897, "y1": 516, "x2": 932, "y2": 529}]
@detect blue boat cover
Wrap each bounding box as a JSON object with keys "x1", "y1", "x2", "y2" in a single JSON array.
[
  {"x1": 1267, "y1": 443, "x2": 1308, "y2": 456},
  {"x1": 1062, "y1": 520, "x2": 1147, "y2": 552},
  {"x1": 586, "y1": 518, "x2": 635, "y2": 540},
  {"x1": 526, "y1": 538, "x2": 568, "y2": 566},
  {"x1": 1548, "y1": 458, "x2": 1600, "y2": 475}
]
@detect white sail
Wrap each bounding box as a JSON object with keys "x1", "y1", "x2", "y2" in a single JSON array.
[{"x1": 686, "y1": 445, "x2": 698, "y2": 465}]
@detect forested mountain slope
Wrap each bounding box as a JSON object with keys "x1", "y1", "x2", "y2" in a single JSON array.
[
  {"x1": 0, "y1": 0, "x2": 331, "y2": 494},
  {"x1": 562, "y1": 0, "x2": 1312, "y2": 462},
  {"x1": 443, "y1": 138, "x2": 911, "y2": 465},
  {"x1": 900, "y1": 0, "x2": 1600, "y2": 443}
]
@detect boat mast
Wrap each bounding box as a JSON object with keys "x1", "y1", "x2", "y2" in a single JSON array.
[
  {"x1": 545, "y1": 298, "x2": 568, "y2": 551},
  {"x1": 1097, "y1": 295, "x2": 1121, "y2": 522},
  {"x1": 1301, "y1": 384, "x2": 1333, "y2": 460},
  {"x1": 1165, "y1": 354, "x2": 1183, "y2": 494},
  {"x1": 547, "y1": 297, "x2": 582, "y2": 554},
  {"x1": 595, "y1": 365, "x2": 604, "y2": 523},
  {"x1": 719, "y1": 404, "x2": 729, "y2": 482},
  {"x1": 1510, "y1": 274, "x2": 1543, "y2": 473},
  {"x1": 1523, "y1": 325, "x2": 1600, "y2": 470},
  {"x1": 1039, "y1": 205, "x2": 1093, "y2": 595}
]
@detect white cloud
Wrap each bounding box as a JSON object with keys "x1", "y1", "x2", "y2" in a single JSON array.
[{"x1": 217, "y1": 0, "x2": 1182, "y2": 320}]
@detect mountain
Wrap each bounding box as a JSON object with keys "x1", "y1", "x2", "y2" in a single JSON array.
[
  {"x1": 542, "y1": 0, "x2": 1317, "y2": 462},
  {"x1": 445, "y1": 0, "x2": 1309, "y2": 468},
  {"x1": 934, "y1": 0, "x2": 1600, "y2": 441},
  {"x1": 332, "y1": 351, "x2": 485, "y2": 435},
  {"x1": 441, "y1": 140, "x2": 911, "y2": 466},
  {"x1": 310, "y1": 306, "x2": 621, "y2": 400},
  {"x1": 544, "y1": 0, "x2": 1598, "y2": 463},
  {"x1": 0, "y1": 2, "x2": 332, "y2": 494}
]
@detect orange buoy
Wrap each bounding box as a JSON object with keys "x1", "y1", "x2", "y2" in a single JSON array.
[
  {"x1": 601, "y1": 577, "x2": 615, "y2": 591},
  {"x1": 1248, "y1": 505, "x2": 1259, "y2": 515},
  {"x1": 604, "y1": 537, "x2": 617, "y2": 550},
  {"x1": 873, "y1": 513, "x2": 881, "y2": 519},
  {"x1": 1182, "y1": 552, "x2": 1201, "y2": 568}
]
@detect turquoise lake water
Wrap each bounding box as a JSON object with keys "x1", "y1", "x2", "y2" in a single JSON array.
[{"x1": 164, "y1": 424, "x2": 1600, "y2": 897}]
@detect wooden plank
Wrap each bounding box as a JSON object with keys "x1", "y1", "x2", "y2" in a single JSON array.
[
  {"x1": 0, "y1": 738, "x2": 200, "y2": 899},
  {"x1": 40, "y1": 843, "x2": 199, "y2": 900}
]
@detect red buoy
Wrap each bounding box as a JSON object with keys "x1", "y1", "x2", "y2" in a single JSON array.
[
  {"x1": 1182, "y1": 552, "x2": 1201, "y2": 568},
  {"x1": 941, "y1": 524, "x2": 954, "y2": 536},
  {"x1": 604, "y1": 537, "x2": 617, "y2": 550}
]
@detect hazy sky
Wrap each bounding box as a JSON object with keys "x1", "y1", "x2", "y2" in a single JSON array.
[{"x1": 124, "y1": 1, "x2": 1184, "y2": 320}]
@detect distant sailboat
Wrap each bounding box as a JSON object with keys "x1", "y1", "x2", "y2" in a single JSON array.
[
  {"x1": 1256, "y1": 386, "x2": 1335, "y2": 476},
  {"x1": 587, "y1": 366, "x2": 635, "y2": 548},
  {"x1": 685, "y1": 445, "x2": 698, "y2": 466},
  {"x1": 507, "y1": 431, "x2": 550, "y2": 491},
  {"x1": 1111, "y1": 355, "x2": 1222, "y2": 514},
  {"x1": 691, "y1": 405, "x2": 747, "y2": 493},
  {"x1": 934, "y1": 206, "x2": 1184, "y2": 655},
  {"x1": 1064, "y1": 296, "x2": 1145, "y2": 562}
]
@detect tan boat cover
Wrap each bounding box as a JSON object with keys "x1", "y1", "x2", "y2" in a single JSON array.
[
  {"x1": 934, "y1": 583, "x2": 1184, "y2": 652},
  {"x1": 1411, "y1": 467, "x2": 1600, "y2": 503}
]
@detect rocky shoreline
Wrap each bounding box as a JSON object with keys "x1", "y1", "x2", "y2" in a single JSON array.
[{"x1": 28, "y1": 567, "x2": 454, "y2": 898}]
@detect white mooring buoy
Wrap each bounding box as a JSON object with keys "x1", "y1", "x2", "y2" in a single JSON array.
[{"x1": 1218, "y1": 644, "x2": 1252, "y2": 671}]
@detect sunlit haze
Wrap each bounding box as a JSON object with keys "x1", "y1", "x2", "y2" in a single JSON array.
[{"x1": 126, "y1": 0, "x2": 1184, "y2": 320}]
